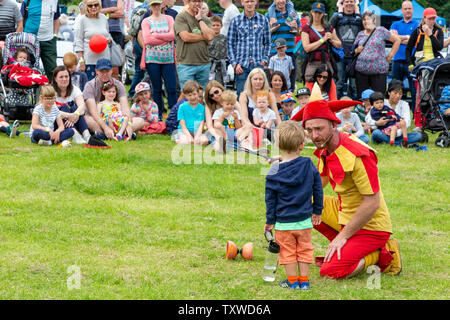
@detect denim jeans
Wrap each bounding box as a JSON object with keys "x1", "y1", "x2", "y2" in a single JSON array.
[
  {"x1": 31, "y1": 128, "x2": 74, "y2": 144},
  {"x1": 235, "y1": 62, "x2": 265, "y2": 98},
  {"x1": 58, "y1": 104, "x2": 89, "y2": 134},
  {"x1": 357, "y1": 134, "x2": 370, "y2": 144},
  {"x1": 177, "y1": 63, "x2": 211, "y2": 92},
  {"x1": 146, "y1": 62, "x2": 178, "y2": 119},
  {"x1": 129, "y1": 41, "x2": 145, "y2": 98},
  {"x1": 371, "y1": 129, "x2": 421, "y2": 146},
  {"x1": 391, "y1": 60, "x2": 416, "y2": 113},
  {"x1": 336, "y1": 58, "x2": 357, "y2": 100}
]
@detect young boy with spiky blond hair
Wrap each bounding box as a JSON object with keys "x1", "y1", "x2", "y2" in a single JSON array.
[{"x1": 265, "y1": 120, "x2": 323, "y2": 290}]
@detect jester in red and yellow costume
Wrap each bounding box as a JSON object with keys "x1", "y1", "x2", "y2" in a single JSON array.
[{"x1": 291, "y1": 84, "x2": 402, "y2": 279}]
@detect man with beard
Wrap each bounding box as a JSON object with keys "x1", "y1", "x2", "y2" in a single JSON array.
[{"x1": 290, "y1": 84, "x2": 402, "y2": 279}]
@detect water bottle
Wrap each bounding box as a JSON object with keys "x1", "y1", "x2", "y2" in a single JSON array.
[{"x1": 262, "y1": 230, "x2": 280, "y2": 282}]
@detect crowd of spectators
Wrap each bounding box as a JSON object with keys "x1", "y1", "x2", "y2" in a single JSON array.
[{"x1": 0, "y1": 0, "x2": 448, "y2": 148}]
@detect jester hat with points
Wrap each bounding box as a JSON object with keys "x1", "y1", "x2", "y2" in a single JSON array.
[{"x1": 290, "y1": 83, "x2": 362, "y2": 127}]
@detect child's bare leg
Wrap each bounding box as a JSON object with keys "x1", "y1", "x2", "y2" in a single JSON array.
[
  {"x1": 389, "y1": 128, "x2": 396, "y2": 144},
  {"x1": 399, "y1": 120, "x2": 408, "y2": 139},
  {"x1": 117, "y1": 117, "x2": 128, "y2": 137},
  {"x1": 298, "y1": 262, "x2": 309, "y2": 277},
  {"x1": 284, "y1": 263, "x2": 298, "y2": 278}
]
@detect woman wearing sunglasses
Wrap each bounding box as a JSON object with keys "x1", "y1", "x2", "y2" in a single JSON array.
[
  {"x1": 74, "y1": 0, "x2": 112, "y2": 81},
  {"x1": 204, "y1": 80, "x2": 242, "y2": 152},
  {"x1": 306, "y1": 64, "x2": 337, "y2": 101}
]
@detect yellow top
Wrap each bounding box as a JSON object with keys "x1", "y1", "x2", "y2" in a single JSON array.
[
  {"x1": 316, "y1": 134, "x2": 392, "y2": 233},
  {"x1": 423, "y1": 36, "x2": 434, "y2": 62}
]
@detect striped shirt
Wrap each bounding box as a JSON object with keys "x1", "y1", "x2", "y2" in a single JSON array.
[
  {"x1": 30, "y1": 104, "x2": 61, "y2": 135},
  {"x1": 131, "y1": 101, "x2": 159, "y2": 123},
  {"x1": 269, "y1": 9, "x2": 299, "y2": 55},
  {"x1": 227, "y1": 11, "x2": 271, "y2": 68},
  {"x1": 268, "y1": 54, "x2": 294, "y2": 89},
  {"x1": 0, "y1": 0, "x2": 22, "y2": 41}
]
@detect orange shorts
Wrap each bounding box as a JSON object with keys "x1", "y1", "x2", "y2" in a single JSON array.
[{"x1": 275, "y1": 229, "x2": 314, "y2": 265}]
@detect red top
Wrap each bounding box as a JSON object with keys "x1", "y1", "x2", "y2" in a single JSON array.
[{"x1": 301, "y1": 24, "x2": 334, "y2": 61}]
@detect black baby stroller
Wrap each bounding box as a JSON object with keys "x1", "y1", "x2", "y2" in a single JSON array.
[
  {"x1": 0, "y1": 32, "x2": 45, "y2": 122},
  {"x1": 412, "y1": 57, "x2": 450, "y2": 148}
]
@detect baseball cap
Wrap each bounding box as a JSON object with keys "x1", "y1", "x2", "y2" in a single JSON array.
[
  {"x1": 296, "y1": 87, "x2": 311, "y2": 97},
  {"x1": 361, "y1": 89, "x2": 375, "y2": 100},
  {"x1": 423, "y1": 8, "x2": 437, "y2": 18},
  {"x1": 96, "y1": 58, "x2": 112, "y2": 71},
  {"x1": 280, "y1": 91, "x2": 295, "y2": 103},
  {"x1": 274, "y1": 38, "x2": 287, "y2": 49},
  {"x1": 135, "y1": 82, "x2": 151, "y2": 94},
  {"x1": 311, "y1": 2, "x2": 325, "y2": 13}
]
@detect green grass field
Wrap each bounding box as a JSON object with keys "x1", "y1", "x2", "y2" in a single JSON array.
[{"x1": 0, "y1": 126, "x2": 448, "y2": 300}]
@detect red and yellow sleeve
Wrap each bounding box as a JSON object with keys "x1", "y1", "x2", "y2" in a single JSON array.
[{"x1": 351, "y1": 153, "x2": 380, "y2": 195}]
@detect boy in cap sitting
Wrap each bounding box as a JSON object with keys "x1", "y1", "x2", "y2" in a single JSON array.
[{"x1": 279, "y1": 91, "x2": 296, "y2": 121}]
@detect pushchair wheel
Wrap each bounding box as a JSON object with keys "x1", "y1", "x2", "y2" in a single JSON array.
[
  {"x1": 420, "y1": 132, "x2": 429, "y2": 143},
  {"x1": 435, "y1": 134, "x2": 449, "y2": 148}
]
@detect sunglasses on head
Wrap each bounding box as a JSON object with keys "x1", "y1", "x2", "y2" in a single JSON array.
[
  {"x1": 208, "y1": 89, "x2": 220, "y2": 99},
  {"x1": 317, "y1": 74, "x2": 328, "y2": 80}
]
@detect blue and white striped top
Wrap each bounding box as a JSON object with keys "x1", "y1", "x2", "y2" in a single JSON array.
[
  {"x1": 269, "y1": 9, "x2": 299, "y2": 55},
  {"x1": 227, "y1": 12, "x2": 271, "y2": 68}
]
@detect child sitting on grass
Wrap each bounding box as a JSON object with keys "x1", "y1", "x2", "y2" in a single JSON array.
[
  {"x1": 265, "y1": 120, "x2": 323, "y2": 291},
  {"x1": 131, "y1": 82, "x2": 165, "y2": 134},
  {"x1": 176, "y1": 81, "x2": 209, "y2": 145},
  {"x1": 279, "y1": 91, "x2": 296, "y2": 121},
  {"x1": 291, "y1": 87, "x2": 311, "y2": 119},
  {"x1": 357, "y1": 89, "x2": 374, "y2": 133},
  {"x1": 98, "y1": 81, "x2": 132, "y2": 141},
  {"x1": 336, "y1": 96, "x2": 369, "y2": 144},
  {"x1": 369, "y1": 91, "x2": 408, "y2": 147},
  {"x1": 253, "y1": 90, "x2": 277, "y2": 130},
  {"x1": 212, "y1": 90, "x2": 242, "y2": 151},
  {"x1": 0, "y1": 116, "x2": 21, "y2": 138},
  {"x1": 63, "y1": 52, "x2": 88, "y2": 91},
  {"x1": 30, "y1": 85, "x2": 74, "y2": 146}
]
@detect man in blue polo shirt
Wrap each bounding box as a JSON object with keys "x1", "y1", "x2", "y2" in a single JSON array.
[
  {"x1": 21, "y1": 0, "x2": 60, "y2": 82},
  {"x1": 390, "y1": 1, "x2": 418, "y2": 113}
]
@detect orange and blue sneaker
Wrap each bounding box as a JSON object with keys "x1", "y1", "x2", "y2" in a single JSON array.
[
  {"x1": 299, "y1": 281, "x2": 310, "y2": 290},
  {"x1": 278, "y1": 279, "x2": 300, "y2": 290}
]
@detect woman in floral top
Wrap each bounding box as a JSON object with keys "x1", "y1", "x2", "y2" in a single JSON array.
[
  {"x1": 140, "y1": 0, "x2": 178, "y2": 121},
  {"x1": 353, "y1": 11, "x2": 400, "y2": 99}
]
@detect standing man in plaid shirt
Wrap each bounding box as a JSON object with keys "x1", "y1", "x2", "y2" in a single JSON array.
[{"x1": 227, "y1": 0, "x2": 270, "y2": 97}]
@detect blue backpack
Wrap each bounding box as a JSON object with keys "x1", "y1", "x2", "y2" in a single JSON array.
[
  {"x1": 294, "y1": 39, "x2": 306, "y2": 59},
  {"x1": 165, "y1": 98, "x2": 186, "y2": 135}
]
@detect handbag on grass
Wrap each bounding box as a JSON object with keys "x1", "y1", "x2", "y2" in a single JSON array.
[{"x1": 346, "y1": 28, "x2": 377, "y2": 77}]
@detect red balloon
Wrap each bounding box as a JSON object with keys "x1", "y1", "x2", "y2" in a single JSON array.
[{"x1": 89, "y1": 35, "x2": 108, "y2": 54}]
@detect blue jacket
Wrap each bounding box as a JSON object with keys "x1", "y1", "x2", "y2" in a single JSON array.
[{"x1": 265, "y1": 156, "x2": 323, "y2": 225}]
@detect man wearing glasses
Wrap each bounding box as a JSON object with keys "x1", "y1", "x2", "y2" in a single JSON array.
[
  {"x1": 174, "y1": 0, "x2": 215, "y2": 90},
  {"x1": 21, "y1": 0, "x2": 61, "y2": 82}
]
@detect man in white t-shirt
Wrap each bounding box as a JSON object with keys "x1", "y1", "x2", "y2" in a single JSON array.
[{"x1": 219, "y1": 0, "x2": 239, "y2": 37}]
